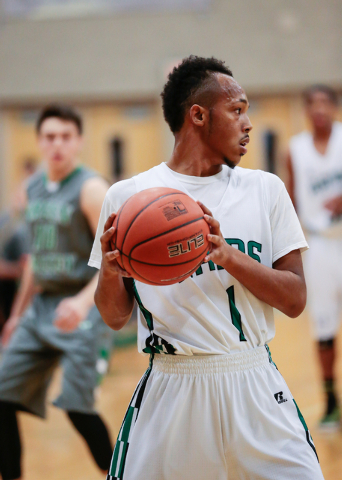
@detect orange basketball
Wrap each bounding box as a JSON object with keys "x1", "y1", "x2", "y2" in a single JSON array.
[{"x1": 111, "y1": 187, "x2": 210, "y2": 286}]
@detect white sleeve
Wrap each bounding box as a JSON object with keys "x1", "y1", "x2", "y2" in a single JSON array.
[
  {"x1": 268, "y1": 175, "x2": 309, "y2": 263},
  {"x1": 88, "y1": 178, "x2": 137, "y2": 269}
]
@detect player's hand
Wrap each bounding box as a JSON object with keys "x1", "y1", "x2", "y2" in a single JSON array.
[
  {"x1": 54, "y1": 296, "x2": 89, "y2": 333},
  {"x1": 324, "y1": 195, "x2": 342, "y2": 217},
  {"x1": 100, "y1": 213, "x2": 131, "y2": 278},
  {"x1": 197, "y1": 201, "x2": 233, "y2": 267},
  {"x1": 1, "y1": 315, "x2": 20, "y2": 347}
]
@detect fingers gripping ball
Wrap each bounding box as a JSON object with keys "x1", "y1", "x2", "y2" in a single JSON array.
[{"x1": 111, "y1": 188, "x2": 210, "y2": 286}]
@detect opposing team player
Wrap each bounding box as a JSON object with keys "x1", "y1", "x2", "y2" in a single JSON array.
[
  {"x1": 287, "y1": 85, "x2": 342, "y2": 430},
  {"x1": 90, "y1": 56, "x2": 324, "y2": 479},
  {"x1": 0, "y1": 105, "x2": 113, "y2": 480}
]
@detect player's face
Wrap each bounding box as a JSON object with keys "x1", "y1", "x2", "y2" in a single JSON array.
[
  {"x1": 38, "y1": 118, "x2": 83, "y2": 174},
  {"x1": 206, "y1": 75, "x2": 252, "y2": 168},
  {"x1": 306, "y1": 91, "x2": 337, "y2": 131}
]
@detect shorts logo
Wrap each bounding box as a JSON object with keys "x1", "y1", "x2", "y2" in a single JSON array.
[
  {"x1": 274, "y1": 391, "x2": 288, "y2": 404},
  {"x1": 162, "y1": 200, "x2": 188, "y2": 221},
  {"x1": 167, "y1": 234, "x2": 204, "y2": 258}
]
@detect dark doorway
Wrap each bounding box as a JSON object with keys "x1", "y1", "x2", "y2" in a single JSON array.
[
  {"x1": 110, "y1": 137, "x2": 124, "y2": 181},
  {"x1": 263, "y1": 130, "x2": 277, "y2": 174}
]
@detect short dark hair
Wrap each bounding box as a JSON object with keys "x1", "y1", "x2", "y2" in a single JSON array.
[
  {"x1": 36, "y1": 104, "x2": 83, "y2": 134},
  {"x1": 161, "y1": 55, "x2": 233, "y2": 133},
  {"x1": 303, "y1": 84, "x2": 339, "y2": 106}
]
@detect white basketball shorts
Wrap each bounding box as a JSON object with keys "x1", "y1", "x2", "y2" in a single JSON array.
[
  {"x1": 305, "y1": 235, "x2": 342, "y2": 340},
  {"x1": 107, "y1": 346, "x2": 324, "y2": 480}
]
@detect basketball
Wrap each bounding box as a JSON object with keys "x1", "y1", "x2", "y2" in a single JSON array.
[{"x1": 111, "y1": 187, "x2": 210, "y2": 285}]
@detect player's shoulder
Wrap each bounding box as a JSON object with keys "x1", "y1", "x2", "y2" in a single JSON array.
[
  {"x1": 105, "y1": 177, "x2": 137, "y2": 210},
  {"x1": 289, "y1": 130, "x2": 311, "y2": 148},
  {"x1": 235, "y1": 167, "x2": 285, "y2": 211},
  {"x1": 235, "y1": 166, "x2": 283, "y2": 189},
  {"x1": 25, "y1": 167, "x2": 45, "y2": 193},
  {"x1": 333, "y1": 121, "x2": 342, "y2": 136}
]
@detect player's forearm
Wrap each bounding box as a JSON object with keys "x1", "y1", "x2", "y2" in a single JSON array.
[
  {"x1": 10, "y1": 256, "x2": 35, "y2": 318},
  {"x1": 95, "y1": 267, "x2": 134, "y2": 330},
  {"x1": 0, "y1": 259, "x2": 24, "y2": 279},
  {"x1": 223, "y1": 249, "x2": 306, "y2": 318}
]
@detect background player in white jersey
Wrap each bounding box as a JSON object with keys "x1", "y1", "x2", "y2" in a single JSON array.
[
  {"x1": 90, "y1": 56, "x2": 324, "y2": 479},
  {"x1": 287, "y1": 85, "x2": 342, "y2": 430}
]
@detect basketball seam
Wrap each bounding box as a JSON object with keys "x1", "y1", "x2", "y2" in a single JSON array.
[
  {"x1": 128, "y1": 216, "x2": 206, "y2": 260},
  {"x1": 128, "y1": 255, "x2": 207, "y2": 285}
]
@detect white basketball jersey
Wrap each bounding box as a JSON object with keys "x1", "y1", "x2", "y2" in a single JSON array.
[
  {"x1": 290, "y1": 121, "x2": 342, "y2": 237},
  {"x1": 89, "y1": 163, "x2": 307, "y2": 355}
]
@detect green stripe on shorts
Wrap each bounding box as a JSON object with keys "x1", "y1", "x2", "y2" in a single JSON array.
[{"x1": 107, "y1": 360, "x2": 153, "y2": 480}]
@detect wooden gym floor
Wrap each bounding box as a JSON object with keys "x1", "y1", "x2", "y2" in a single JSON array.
[{"x1": 17, "y1": 311, "x2": 342, "y2": 480}]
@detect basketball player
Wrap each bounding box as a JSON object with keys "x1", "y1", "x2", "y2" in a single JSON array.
[
  {"x1": 90, "y1": 56, "x2": 324, "y2": 479},
  {"x1": 0, "y1": 105, "x2": 113, "y2": 480},
  {"x1": 287, "y1": 85, "x2": 342, "y2": 431}
]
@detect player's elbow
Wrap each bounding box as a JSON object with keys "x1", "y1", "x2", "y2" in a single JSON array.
[{"x1": 284, "y1": 288, "x2": 307, "y2": 318}]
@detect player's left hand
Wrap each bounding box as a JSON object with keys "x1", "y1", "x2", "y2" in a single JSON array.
[
  {"x1": 324, "y1": 195, "x2": 342, "y2": 217},
  {"x1": 54, "y1": 296, "x2": 89, "y2": 333},
  {"x1": 197, "y1": 201, "x2": 232, "y2": 266}
]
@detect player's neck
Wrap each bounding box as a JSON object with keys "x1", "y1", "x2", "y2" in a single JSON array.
[
  {"x1": 46, "y1": 161, "x2": 79, "y2": 182},
  {"x1": 167, "y1": 132, "x2": 223, "y2": 177},
  {"x1": 312, "y1": 123, "x2": 333, "y2": 142}
]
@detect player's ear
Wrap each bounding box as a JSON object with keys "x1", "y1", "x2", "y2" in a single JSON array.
[{"x1": 189, "y1": 104, "x2": 208, "y2": 128}]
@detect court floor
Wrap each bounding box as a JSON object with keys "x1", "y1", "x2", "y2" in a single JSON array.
[{"x1": 19, "y1": 311, "x2": 342, "y2": 480}]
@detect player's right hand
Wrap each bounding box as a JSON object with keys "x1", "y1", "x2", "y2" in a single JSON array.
[
  {"x1": 100, "y1": 213, "x2": 131, "y2": 278},
  {"x1": 1, "y1": 315, "x2": 20, "y2": 347}
]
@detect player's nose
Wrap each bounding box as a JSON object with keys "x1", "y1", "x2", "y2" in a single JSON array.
[{"x1": 243, "y1": 115, "x2": 253, "y2": 133}]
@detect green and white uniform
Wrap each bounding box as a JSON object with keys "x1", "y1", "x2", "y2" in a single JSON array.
[
  {"x1": 90, "y1": 163, "x2": 324, "y2": 480},
  {"x1": 290, "y1": 121, "x2": 342, "y2": 340},
  {"x1": 0, "y1": 166, "x2": 110, "y2": 418}
]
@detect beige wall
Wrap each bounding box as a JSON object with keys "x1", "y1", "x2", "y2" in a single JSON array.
[
  {"x1": 3, "y1": 96, "x2": 342, "y2": 206},
  {"x1": 2, "y1": 101, "x2": 164, "y2": 203},
  {"x1": 0, "y1": 0, "x2": 341, "y2": 102}
]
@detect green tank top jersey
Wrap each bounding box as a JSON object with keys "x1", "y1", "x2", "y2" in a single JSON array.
[{"x1": 26, "y1": 166, "x2": 98, "y2": 294}]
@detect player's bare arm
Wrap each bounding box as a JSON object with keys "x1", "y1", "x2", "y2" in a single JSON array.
[
  {"x1": 2, "y1": 255, "x2": 35, "y2": 346},
  {"x1": 94, "y1": 212, "x2": 135, "y2": 330},
  {"x1": 285, "y1": 150, "x2": 296, "y2": 209},
  {"x1": 199, "y1": 201, "x2": 306, "y2": 318},
  {"x1": 54, "y1": 176, "x2": 109, "y2": 332}
]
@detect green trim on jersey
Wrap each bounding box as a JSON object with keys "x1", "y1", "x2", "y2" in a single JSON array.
[
  {"x1": 226, "y1": 286, "x2": 247, "y2": 342},
  {"x1": 43, "y1": 166, "x2": 83, "y2": 188},
  {"x1": 132, "y1": 280, "x2": 176, "y2": 355}
]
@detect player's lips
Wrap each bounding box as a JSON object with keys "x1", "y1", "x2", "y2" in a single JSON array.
[{"x1": 239, "y1": 136, "x2": 249, "y2": 155}]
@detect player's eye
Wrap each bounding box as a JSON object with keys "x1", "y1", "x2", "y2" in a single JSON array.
[{"x1": 235, "y1": 108, "x2": 241, "y2": 114}]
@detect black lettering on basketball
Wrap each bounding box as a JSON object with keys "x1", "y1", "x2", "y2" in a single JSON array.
[
  {"x1": 161, "y1": 200, "x2": 188, "y2": 221},
  {"x1": 167, "y1": 233, "x2": 205, "y2": 258}
]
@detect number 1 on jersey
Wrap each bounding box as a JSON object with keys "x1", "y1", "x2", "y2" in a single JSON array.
[{"x1": 226, "y1": 286, "x2": 247, "y2": 342}]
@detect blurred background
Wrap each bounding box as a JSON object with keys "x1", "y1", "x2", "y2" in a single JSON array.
[{"x1": 0, "y1": 1, "x2": 341, "y2": 479}]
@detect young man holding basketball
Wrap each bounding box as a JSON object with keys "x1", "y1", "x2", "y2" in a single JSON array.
[
  {"x1": 90, "y1": 56, "x2": 324, "y2": 479},
  {"x1": 0, "y1": 105, "x2": 113, "y2": 480}
]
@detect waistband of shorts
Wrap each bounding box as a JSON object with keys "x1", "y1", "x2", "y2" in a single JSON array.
[{"x1": 152, "y1": 346, "x2": 269, "y2": 375}]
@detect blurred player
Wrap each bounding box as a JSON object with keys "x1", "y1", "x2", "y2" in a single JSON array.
[
  {"x1": 0, "y1": 105, "x2": 113, "y2": 480},
  {"x1": 90, "y1": 56, "x2": 324, "y2": 480},
  {"x1": 287, "y1": 85, "x2": 342, "y2": 430}
]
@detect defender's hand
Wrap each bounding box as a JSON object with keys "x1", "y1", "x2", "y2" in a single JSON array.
[
  {"x1": 54, "y1": 296, "x2": 89, "y2": 333},
  {"x1": 100, "y1": 213, "x2": 131, "y2": 278},
  {"x1": 1, "y1": 315, "x2": 20, "y2": 347},
  {"x1": 324, "y1": 195, "x2": 342, "y2": 217},
  {"x1": 197, "y1": 201, "x2": 233, "y2": 267}
]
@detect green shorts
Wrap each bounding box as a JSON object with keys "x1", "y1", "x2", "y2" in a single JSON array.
[{"x1": 0, "y1": 293, "x2": 110, "y2": 418}]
